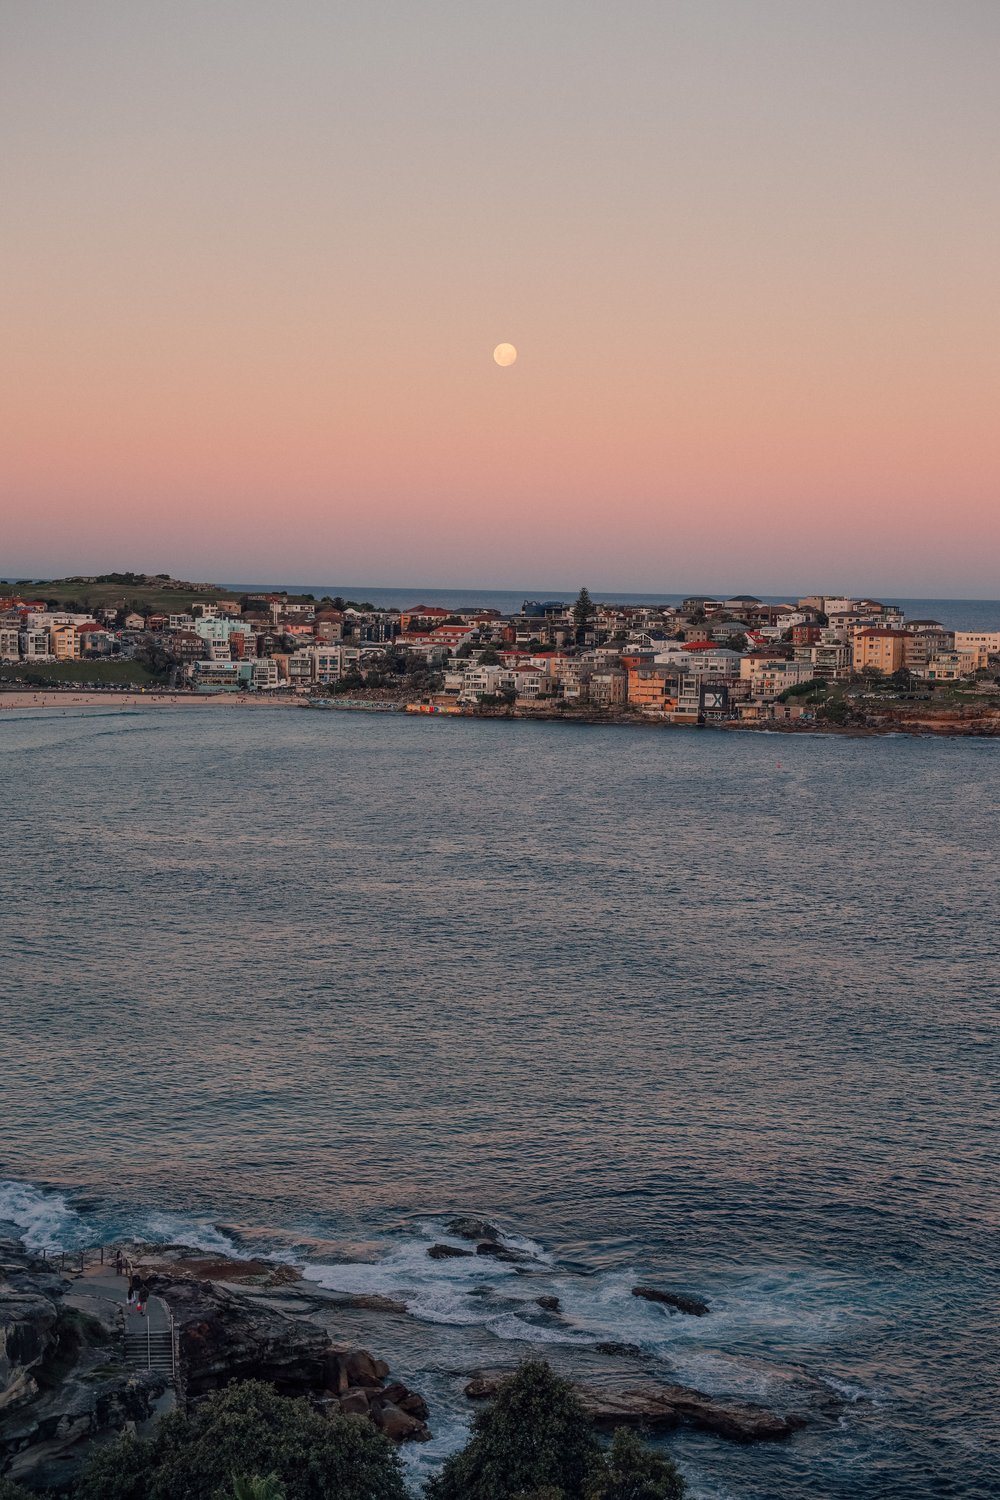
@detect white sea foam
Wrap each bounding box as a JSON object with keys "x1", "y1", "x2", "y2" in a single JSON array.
[
  {"x1": 125, "y1": 1211, "x2": 240, "y2": 1256},
  {"x1": 0, "y1": 1179, "x2": 240, "y2": 1259},
  {"x1": 0, "y1": 1179, "x2": 87, "y2": 1251}
]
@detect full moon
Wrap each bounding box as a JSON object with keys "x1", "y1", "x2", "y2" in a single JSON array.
[{"x1": 493, "y1": 343, "x2": 517, "y2": 367}]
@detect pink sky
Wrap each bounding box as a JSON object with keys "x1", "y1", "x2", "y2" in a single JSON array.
[{"x1": 2, "y1": 1, "x2": 998, "y2": 594}]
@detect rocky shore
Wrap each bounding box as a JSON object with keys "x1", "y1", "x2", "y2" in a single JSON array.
[{"x1": 2, "y1": 1232, "x2": 826, "y2": 1492}]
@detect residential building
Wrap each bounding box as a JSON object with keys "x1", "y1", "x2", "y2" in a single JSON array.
[
  {"x1": 852, "y1": 628, "x2": 908, "y2": 674},
  {"x1": 953, "y1": 631, "x2": 1000, "y2": 667},
  {"x1": 627, "y1": 665, "x2": 678, "y2": 713},
  {"x1": 51, "y1": 623, "x2": 80, "y2": 661}
]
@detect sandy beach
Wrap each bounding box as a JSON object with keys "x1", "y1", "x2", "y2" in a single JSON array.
[{"x1": 0, "y1": 690, "x2": 306, "y2": 712}]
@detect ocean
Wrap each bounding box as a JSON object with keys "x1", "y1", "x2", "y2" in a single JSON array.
[{"x1": 2, "y1": 707, "x2": 998, "y2": 1497}]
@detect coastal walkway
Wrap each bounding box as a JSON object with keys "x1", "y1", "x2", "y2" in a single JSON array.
[{"x1": 69, "y1": 1262, "x2": 177, "y2": 1385}]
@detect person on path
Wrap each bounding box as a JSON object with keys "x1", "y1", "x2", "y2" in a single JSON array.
[
  {"x1": 115, "y1": 1249, "x2": 124, "y2": 1276},
  {"x1": 136, "y1": 1279, "x2": 148, "y2": 1316},
  {"x1": 127, "y1": 1272, "x2": 139, "y2": 1310}
]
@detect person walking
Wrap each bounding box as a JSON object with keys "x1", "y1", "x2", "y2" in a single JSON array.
[
  {"x1": 127, "y1": 1271, "x2": 139, "y2": 1311},
  {"x1": 136, "y1": 1278, "x2": 148, "y2": 1316},
  {"x1": 115, "y1": 1249, "x2": 124, "y2": 1276}
]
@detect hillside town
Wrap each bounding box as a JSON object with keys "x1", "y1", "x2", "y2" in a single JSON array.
[{"x1": 3, "y1": 579, "x2": 1000, "y2": 726}]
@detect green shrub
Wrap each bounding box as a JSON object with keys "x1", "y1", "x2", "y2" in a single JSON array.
[
  {"x1": 584, "y1": 1428, "x2": 685, "y2": 1500},
  {"x1": 74, "y1": 1381, "x2": 406, "y2": 1500},
  {"x1": 426, "y1": 1362, "x2": 599, "y2": 1500},
  {"x1": 226, "y1": 1477, "x2": 286, "y2": 1500}
]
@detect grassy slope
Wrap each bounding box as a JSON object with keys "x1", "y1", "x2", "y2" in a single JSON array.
[
  {"x1": 0, "y1": 660, "x2": 164, "y2": 685},
  {"x1": 13, "y1": 580, "x2": 230, "y2": 612}
]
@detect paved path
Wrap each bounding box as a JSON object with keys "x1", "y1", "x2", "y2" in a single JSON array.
[{"x1": 74, "y1": 1262, "x2": 171, "y2": 1334}]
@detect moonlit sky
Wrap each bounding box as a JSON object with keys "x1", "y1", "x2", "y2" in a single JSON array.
[{"x1": 2, "y1": 1, "x2": 998, "y2": 595}]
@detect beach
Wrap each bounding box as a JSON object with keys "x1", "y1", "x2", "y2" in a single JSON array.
[{"x1": 0, "y1": 690, "x2": 306, "y2": 711}]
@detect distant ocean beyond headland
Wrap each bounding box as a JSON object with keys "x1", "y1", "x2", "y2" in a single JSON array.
[{"x1": 225, "y1": 585, "x2": 1000, "y2": 632}]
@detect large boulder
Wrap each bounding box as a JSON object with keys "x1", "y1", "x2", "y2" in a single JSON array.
[
  {"x1": 631, "y1": 1285, "x2": 710, "y2": 1316},
  {"x1": 463, "y1": 1369, "x2": 802, "y2": 1444},
  {"x1": 445, "y1": 1218, "x2": 500, "y2": 1243},
  {"x1": 156, "y1": 1275, "x2": 333, "y2": 1398},
  {"x1": 427, "y1": 1244, "x2": 473, "y2": 1260}
]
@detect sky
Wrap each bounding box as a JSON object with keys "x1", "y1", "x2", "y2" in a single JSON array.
[{"x1": 1, "y1": 0, "x2": 998, "y2": 596}]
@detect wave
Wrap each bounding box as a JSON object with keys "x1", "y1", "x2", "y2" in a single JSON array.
[
  {"x1": 1, "y1": 1184, "x2": 870, "y2": 1418},
  {"x1": 0, "y1": 1179, "x2": 239, "y2": 1258},
  {"x1": 0, "y1": 1179, "x2": 86, "y2": 1251}
]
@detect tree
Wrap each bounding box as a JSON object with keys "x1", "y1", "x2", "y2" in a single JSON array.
[
  {"x1": 584, "y1": 1429, "x2": 685, "y2": 1500},
  {"x1": 426, "y1": 1362, "x2": 599, "y2": 1500},
  {"x1": 74, "y1": 1381, "x2": 406, "y2": 1500},
  {"x1": 572, "y1": 589, "x2": 596, "y2": 634},
  {"x1": 0, "y1": 1480, "x2": 37, "y2": 1500},
  {"x1": 227, "y1": 1477, "x2": 287, "y2": 1500},
  {"x1": 479, "y1": 647, "x2": 502, "y2": 665}
]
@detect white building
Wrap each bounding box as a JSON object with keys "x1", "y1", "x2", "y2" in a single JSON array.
[{"x1": 19, "y1": 629, "x2": 52, "y2": 659}]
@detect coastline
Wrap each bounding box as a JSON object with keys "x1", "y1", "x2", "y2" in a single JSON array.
[
  {"x1": 0, "y1": 690, "x2": 306, "y2": 712},
  {"x1": 5, "y1": 688, "x2": 1000, "y2": 736}
]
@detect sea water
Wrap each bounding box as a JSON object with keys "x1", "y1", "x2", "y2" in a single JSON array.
[{"x1": 2, "y1": 708, "x2": 998, "y2": 1497}]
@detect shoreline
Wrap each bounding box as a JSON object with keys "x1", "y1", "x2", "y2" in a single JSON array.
[
  {"x1": 0, "y1": 689, "x2": 306, "y2": 711},
  {"x1": 4, "y1": 687, "x2": 1000, "y2": 737}
]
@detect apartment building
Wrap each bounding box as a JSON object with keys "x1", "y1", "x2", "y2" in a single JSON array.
[{"x1": 852, "y1": 628, "x2": 908, "y2": 674}]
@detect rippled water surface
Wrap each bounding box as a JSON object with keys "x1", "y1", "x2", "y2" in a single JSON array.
[{"x1": 2, "y1": 707, "x2": 998, "y2": 1497}]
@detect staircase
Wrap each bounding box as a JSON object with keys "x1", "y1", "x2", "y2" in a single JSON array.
[{"x1": 123, "y1": 1308, "x2": 176, "y2": 1382}]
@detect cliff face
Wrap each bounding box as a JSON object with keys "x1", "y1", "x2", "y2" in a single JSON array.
[
  {"x1": 0, "y1": 1246, "x2": 64, "y2": 1417},
  {"x1": 0, "y1": 1242, "x2": 164, "y2": 1492},
  {"x1": 861, "y1": 704, "x2": 1000, "y2": 735}
]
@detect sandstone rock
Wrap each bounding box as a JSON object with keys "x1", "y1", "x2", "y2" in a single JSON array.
[
  {"x1": 159, "y1": 1276, "x2": 333, "y2": 1399},
  {"x1": 631, "y1": 1285, "x2": 710, "y2": 1316},
  {"x1": 373, "y1": 1401, "x2": 428, "y2": 1442},
  {"x1": 463, "y1": 1369, "x2": 801, "y2": 1444},
  {"x1": 343, "y1": 1350, "x2": 386, "y2": 1389},
  {"x1": 428, "y1": 1243, "x2": 474, "y2": 1260},
  {"x1": 446, "y1": 1217, "x2": 500, "y2": 1243},
  {"x1": 535, "y1": 1295, "x2": 561, "y2": 1312},
  {"x1": 339, "y1": 1387, "x2": 370, "y2": 1415}
]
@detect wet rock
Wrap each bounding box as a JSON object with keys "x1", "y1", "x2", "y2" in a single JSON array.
[
  {"x1": 475, "y1": 1242, "x2": 530, "y2": 1264},
  {"x1": 463, "y1": 1375, "x2": 498, "y2": 1400},
  {"x1": 464, "y1": 1369, "x2": 801, "y2": 1444},
  {"x1": 595, "y1": 1341, "x2": 643, "y2": 1358},
  {"x1": 428, "y1": 1244, "x2": 474, "y2": 1260},
  {"x1": 535, "y1": 1295, "x2": 561, "y2": 1312},
  {"x1": 446, "y1": 1217, "x2": 501, "y2": 1243},
  {"x1": 632, "y1": 1285, "x2": 710, "y2": 1316},
  {"x1": 327, "y1": 1293, "x2": 408, "y2": 1313}
]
